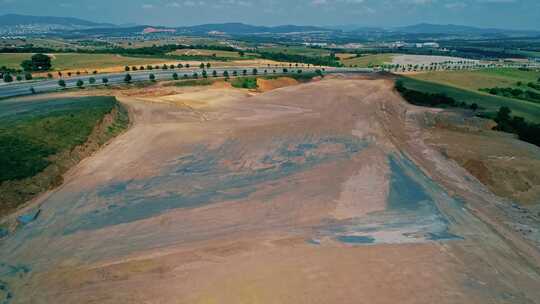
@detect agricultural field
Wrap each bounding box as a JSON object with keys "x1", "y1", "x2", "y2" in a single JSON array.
[
  {"x1": 0, "y1": 53, "x2": 172, "y2": 71},
  {"x1": 0, "y1": 38, "x2": 81, "y2": 49},
  {"x1": 112, "y1": 37, "x2": 239, "y2": 48},
  {"x1": 168, "y1": 49, "x2": 257, "y2": 59},
  {"x1": 410, "y1": 68, "x2": 540, "y2": 91},
  {"x1": 341, "y1": 53, "x2": 394, "y2": 67},
  {"x1": 399, "y1": 76, "x2": 540, "y2": 123},
  {"x1": 257, "y1": 46, "x2": 331, "y2": 57}
]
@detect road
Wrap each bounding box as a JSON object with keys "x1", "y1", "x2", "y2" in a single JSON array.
[{"x1": 0, "y1": 67, "x2": 373, "y2": 98}]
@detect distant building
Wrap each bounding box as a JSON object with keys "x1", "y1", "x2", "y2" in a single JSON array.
[
  {"x1": 303, "y1": 42, "x2": 328, "y2": 47},
  {"x1": 208, "y1": 31, "x2": 226, "y2": 36},
  {"x1": 416, "y1": 42, "x2": 440, "y2": 48},
  {"x1": 389, "y1": 41, "x2": 406, "y2": 48},
  {"x1": 341, "y1": 43, "x2": 364, "y2": 49}
]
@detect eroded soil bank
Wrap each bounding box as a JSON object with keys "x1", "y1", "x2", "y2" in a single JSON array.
[
  {"x1": 0, "y1": 75, "x2": 539, "y2": 304},
  {"x1": 0, "y1": 96, "x2": 129, "y2": 219}
]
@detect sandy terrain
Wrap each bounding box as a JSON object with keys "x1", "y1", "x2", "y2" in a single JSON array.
[{"x1": 0, "y1": 76, "x2": 539, "y2": 303}]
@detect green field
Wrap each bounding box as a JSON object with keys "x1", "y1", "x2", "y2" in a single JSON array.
[
  {"x1": 399, "y1": 77, "x2": 540, "y2": 123},
  {"x1": 410, "y1": 68, "x2": 540, "y2": 91},
  {"x1": 168, "y1": 49, "x2": 257, "y2": 59},
  {"x1": 0, "y1": 96, "x2": 119, "y2": 182},
  {"x1": 0, "y1": 53, "x2": 171, "y2": 71},
  {"x1": 258, "y1": 46, "x2": 331, "y2": 57},
  {"x1": 341, "y1": 54, "x2": 394, "y2": 67}
]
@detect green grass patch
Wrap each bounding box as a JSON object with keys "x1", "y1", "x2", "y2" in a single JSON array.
[
  {"x1": 399, "y1": 77, "x2": 540, "y2": 123},
  {"x1": 167, "y1": 79, "x2": 215, "y2": 87},
  {"x1": 410, "y1": 68, "x2": 540, "y2": 92},
  {"x1": 0, "y1": 96, "x2": 116, "y2": 182},
  {"x1": 258, "y1": 46, "x2": 331, "y2": 57},
  {"x1": 231, "y1": 77, "x2": 258, "y2": 89}
]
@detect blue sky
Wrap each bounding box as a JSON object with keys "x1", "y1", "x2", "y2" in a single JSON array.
[{"x1": 1, "y1": 0, "x2": 539, "y2": 30}]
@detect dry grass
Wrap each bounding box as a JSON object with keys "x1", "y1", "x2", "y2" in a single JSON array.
[{"x1": 341, "y1": 54, "x2": 394, "y2": 67}]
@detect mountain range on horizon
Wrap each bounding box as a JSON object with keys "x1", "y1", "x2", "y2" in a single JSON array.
[{"x1": 1, "y1": 14, "x2": 539, "y2": 36}]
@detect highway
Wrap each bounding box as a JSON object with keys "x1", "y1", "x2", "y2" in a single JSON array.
[{"x1": 0, "y1": 67, "x2": 373, "y2": 99}]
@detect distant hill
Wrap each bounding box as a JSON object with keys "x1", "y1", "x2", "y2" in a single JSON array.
[
  {"x1": 0, "y1": 14, "x2": 114, "y2": 28},
  {"x1": 177, "y1": 23, "x2": 331, "y2": 35},
  {"x1": 395, "y1": 23, "x2": 540, "y2": 36},
  {"x1": 0, "y1": 14, "x2": 116, "y2": 35}
]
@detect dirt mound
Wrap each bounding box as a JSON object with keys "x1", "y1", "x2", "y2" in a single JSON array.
[
  {"x1": 211, "y1": 80, "x2": 232, "y2": 89},
  {"x1": 257, "y1": 77, "x2": 299, "y2": 92},
  {"x1": 2, "y1": 77, "x2": 540, "y2": 303}
]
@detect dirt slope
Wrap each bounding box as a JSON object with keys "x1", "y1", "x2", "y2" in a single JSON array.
[{"x1": 0, "y1": 76, "x2": 539, "y2": 304}]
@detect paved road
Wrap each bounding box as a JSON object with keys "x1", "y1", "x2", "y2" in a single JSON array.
[{"x1": 0, "y1": 67, "x2": 373, "y2": 99}]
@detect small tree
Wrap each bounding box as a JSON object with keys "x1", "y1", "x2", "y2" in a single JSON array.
[
  {"x1": 140, "y1": 66, "x2": 145, "y2": 70},
  {"x1": 199, "y1": 63, "x2": 205, "y2": 69},
  {"x1": 58, "y1": 79, "x2": 66, "y2": 88},
  {"x1": 162, "y1": 64, "x2": 168, "y2": 70},
  {"x1": 169, "y1": 64, "x2": 175, "y2": 69},
  {"x1": 125, "y1": 66, "x2": 130, "y2": 71},
  {"x1": 149, "y1": 73, "x2": 156, "y2": 81},
  {"x1": 29, "y1": 87, "x2": 36, "y2": 94},
  {"x1": 183, "y1": 74, "x2": 188, "y2": 79},
  {"x1": 242, "y1": 69, "x2": 247, "y2": 76},
  {"x1": 93, "y1": 70, "x2": 98, "y2": 74},
  {"x1": 202, "y1": 70, "x2": 208, "y2": 78},
  {"x1": 21, "y1": 53, "x2": 52, "y2": 71},
  {"x1": 233, "y1": 70, "x2": 238, "y2": 77},
  {"x1": 132, "y1": 66, "x2": 138, "y2": 71},
  {"x1": 172, "y1": 72, "x2": 179, "y2": 80},
  {"x1": 89, "y1": 77, "x2": 96, "y2": 84},
  {"x1": 47, "y1": 73, "x2": 53, "y2": 79},
  {"x1": 470, "y1": 103, "x2": 478, "y2": 111},
  {"x1": 76, "y1": 79, "x2": 84, "y2": 88},
  {"x1": 67, "y1": 72, "x2": 72, "y2": 77},
  {"x1": 223, "y1": 70, "x2": 229, "y2": 79},
  {"x1": 177, "y1": 63, "x2": 183, "y2": 68},
  {"x1": 193, "y1": 72, "x2": 199, "y2": 79},
  {"x1": 186, "y1": 64, "x2": 190, "y2": 68},
  {"x1": 238, "y1": 51, "x2": 245, "y2": 57},
  {"x1": 147, "y1": 65, "x2": 153, "y2": 70},
  {"x1": 252, "y1": 68, "x2": 258, "y2": 75},
  {"x1": 24, "y1": 73, "x2": 32, "y2": 80},
  {"x1": 16, "y1": 75, "x2": 22, "y2": 81},
  {"x1": 212, "y1": 70, "x2": 217, "y2": 77},
  {"x1": 124, "y1": 73, "x2": 132, "y2": 83},
  {"x1": 102, "y1": 77, "x2": 109, "y2": 85},
  {"x1": 206, "y1": 63, "x2": 211, "y2": 69}
]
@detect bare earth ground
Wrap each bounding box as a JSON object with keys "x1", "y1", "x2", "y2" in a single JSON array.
[{"x1": 1, "y1": 76, "x2": 540, "y2": 303}]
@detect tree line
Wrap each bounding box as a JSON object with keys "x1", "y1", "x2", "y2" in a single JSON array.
[
  {"x1": 395, "y1": 80, "x2": 478, "y2": 110},
  {"x1": 396, "y1": 80, "x2": 539, "y2": 148}
]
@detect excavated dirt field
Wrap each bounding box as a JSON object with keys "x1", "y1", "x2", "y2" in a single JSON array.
[{"x1": 1, "y1": 75, "x2": 539, "y2": 303}]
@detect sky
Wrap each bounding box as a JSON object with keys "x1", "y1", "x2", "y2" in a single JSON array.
[{"x1": 1, "y1": 0, "x2": 539, "y2": 30}]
